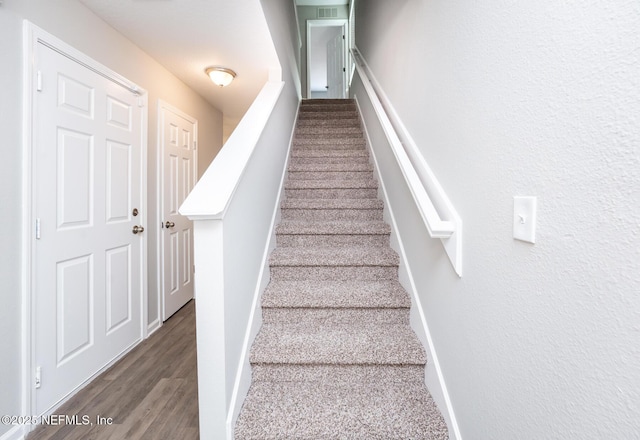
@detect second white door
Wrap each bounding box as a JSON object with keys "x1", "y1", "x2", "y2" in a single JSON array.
[
  {"x1": 159, "y1": 102, "x2": 197, "y2": 321},
  {"x1": 327, "y1": 28, "x2": 346, "y2": 99}
]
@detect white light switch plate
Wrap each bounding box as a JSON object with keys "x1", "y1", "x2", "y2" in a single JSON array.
[{"x1": 513, "y1": 196, "x2": 537, "y2": 243}]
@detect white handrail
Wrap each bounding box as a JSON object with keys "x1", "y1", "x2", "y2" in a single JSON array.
[
  {"x1": 351, "y1": 51, "x2": 454, "y2": 238},
  {"x1": 350, "y1": 48, "x2": 462, "y2": 276},
  {"x1": 180, "y1": 80, "x2": 284, "y2": 220}
]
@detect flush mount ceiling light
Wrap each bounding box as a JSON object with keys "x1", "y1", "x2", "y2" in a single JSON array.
[{"x1": 205, "y1": 67, "x2": 236, "y2": 87}]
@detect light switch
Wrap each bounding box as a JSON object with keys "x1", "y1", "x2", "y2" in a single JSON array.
[{"x1": 513, "y1": 196, "x2": 537, "y2": 243}]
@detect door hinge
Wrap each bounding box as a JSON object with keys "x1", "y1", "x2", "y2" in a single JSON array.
[
  {"x1": 35, "y1": 218, "x2": 41, "y2": 239},
  {"x1": 36, "y1": 70, "x2": 43, "y2": 92},
  {"x1": 193, "y1": 140, "x2": 197, "y2": 150},
  {"x1": 137, "y1": 97, "x2": 145, "y2": 108},
  {"x1": 343, "y1": 67, "x2": 346, "y2": 72},
  {"x1": 35, "y1": 366, "x2": 41, "y2": 389},
  {"x1": 343, "y1": 35, "x2": 345, "y2": 40}
]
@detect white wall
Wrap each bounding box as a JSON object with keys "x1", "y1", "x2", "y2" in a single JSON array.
[
  {"x1": 0, "y1": 0, "x2": 222, "y2": 435},
  {"x1": 0, "y1": 5, "x2": 24, "y2": 438},
  {"x1": 355, "y1": 1, "x2": 640, "y2": 438}
]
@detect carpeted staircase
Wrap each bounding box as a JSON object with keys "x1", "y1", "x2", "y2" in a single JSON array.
[{"x1": 234, "y1": 99, "x2": 449, "y2": 439}]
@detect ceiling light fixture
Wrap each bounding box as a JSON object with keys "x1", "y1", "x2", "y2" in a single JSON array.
[{"x1": 205, "y1": 67, "x2": 236, "y2": 87}]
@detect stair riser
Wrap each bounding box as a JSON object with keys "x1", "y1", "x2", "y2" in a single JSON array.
[
  {"x1": 287, "y1": 171, "x2": 373, "y2": 181},
  {"x1": 300, "y1": 105, "x2": 355, "y2": 112},
  {"x1": 249, "y1": 364, "x2": 425, "y2": 384},
  {"x1": 280, "y1": 199, "x2": 384, "y2": 209},
  {"x1": 294, "y1": 137, "x2": 365, "y2": 144},
  {"x1": 276, "y1": 234, "x2": 390, "y2": 248},
  {"x1": 250, "y1": 325, "x2": 427, "y2": 365},
  {"x1": 270, "y1": 266, "x2": 398, "y2": 281},
  {"x1": 262, "y1": 280, "x2": 412, "y2": 309},
  {"x1": 289, "y1": 157, "x2": 370, "y2": 166},
  {"x1": 296, "y1": 126, "x2": 362, "y2": 139},
  {"x1": 295, "y1": 134, "x2": 363, "y2": 142},
  {"x1": 285, "y1": 188, "x2": 378, "y2": 199},
  {"x1": 296, "y1": 119, "x2": 360, "y2": 128},
  {"x1": 292, "y1": 143, "x2": 366, "y2": 152},
  {"x1": 291, "y1": 149, "x2": 366, "y2": 157},
  {"x1": 280, "y1": 209, "x2": 383, "y2": 222},
  {"x1": 285, "y1": 180, "x2": 377, "y2": 190},
  {"x1": 288, "y1": 164, "x2": 373, "y2": 172},
  {"x1": 291, "y1": 150, "x2": 368, "y2": 158},
  {"x1": 303, "y1": 99, "x2": 355, "y2": 104},
  {"x1": 298, "y1": 111, "x2": 358, "y2": 120},
  {"x1": 297, "y1": 125, "x2": 361, "y2": 133},
  {"x1": 294, "y1": 136, "x2": 364, "y2": 143},
  {"x1": 262, "y1": 308, "x2": 409, "y2": 325}
]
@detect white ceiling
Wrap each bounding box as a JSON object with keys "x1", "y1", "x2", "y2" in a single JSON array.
[{"x1": 79, "y1": 0, "x2": 280, "y2": 135}]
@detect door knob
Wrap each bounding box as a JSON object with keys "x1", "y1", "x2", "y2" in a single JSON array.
[
  {"x1": 165, "y1": 221, "x2": 176, "y2": 228},
  {"x1": 132, "y1": 225, "x2": 144, "y2": 234}
]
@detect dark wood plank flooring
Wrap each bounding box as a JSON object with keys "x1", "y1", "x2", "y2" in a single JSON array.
[{"x1": 28, "y1": 301, "x2": 198, "y2": 440}]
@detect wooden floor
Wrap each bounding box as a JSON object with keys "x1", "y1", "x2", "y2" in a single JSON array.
[{"x1": 28, "y1": 301, "x2": 199, "y2": 440}]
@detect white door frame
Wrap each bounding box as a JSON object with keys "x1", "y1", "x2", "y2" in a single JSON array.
[
  {"x1": 306, "y1": 19, "x2": 348, "y2": 98},
  {"x1": 22, "y1": 21, "x2": 148, "y2": 429},
  {"x1": 156, "y1": 100, "x2": 198, "y2": 322}
]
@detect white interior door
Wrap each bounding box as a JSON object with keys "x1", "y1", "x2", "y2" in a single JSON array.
[
  {"x1": 326, "y1": 28, "x2": 346, "y2": 99},
  {"x1": 306, "y1": 20, "x2": 348, "y2": 99},
  {"x1": 159, "y1": 102, "x2": 197, "y2": 321},
  {"x1": 33, "y1": 41, "x2": 145, "y2": 415}
]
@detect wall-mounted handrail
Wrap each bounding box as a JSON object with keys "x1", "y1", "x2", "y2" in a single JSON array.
[{"x1": 350, "y1": 48, "x2": 462, "y2": 276}]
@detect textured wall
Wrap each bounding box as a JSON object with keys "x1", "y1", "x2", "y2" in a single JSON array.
[
  {"x1": 355, "y1": 0, "x2": 640, "y2": 438},
  {"x1": 0, "y1": 4, "x2": 24, "y2": 438},
  {"x1": 0, "y1": 0, "x2": 222, "y2": 435}
]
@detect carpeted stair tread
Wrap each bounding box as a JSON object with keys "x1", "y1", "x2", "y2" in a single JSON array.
[
  {"x1": 269, "y1": 246, "x2": 399, "y2": 267},
  {"x1": 288, "y1": 162, "x2": 373, "y2": 172},
  {"x1": 286, "y1": 171, "x2": 375, "y2": 182},
  {"x1": 286, "y1": 171, "x2": 373, "y2": 182},
  {"x1": 290, "y1": 157, "x2": 371, "y2": 167},
  {"x1": 293, "y1": 136, "x2": 364, "y2": 144},
  {"x1": 296, "y1": 118, "x2": 359, "y2": 127},
  {"x1": 303, "y1": 98, "x2": 356, "y2": 105},
  {"x1": 250, "y1": 322, "x2": 427, "y2": 365},
  {"x1": 292, "y1": 135, "x2": 366, "y2": 149},
  {"x1": 262, "y1": 280, "x2": 411, "y2": 308},
  {"x1": 296, "y1": 134, "x2": 363, "y2": 141},
  {"x1": 292, "y1": 142, "x2": 366, "y2": 151},
  {"x1": 236, "y1": 99, "x2": 448, "y2": 439},
  {"x1": 250, "y1": 364, "x2": 425, "y2": 384},
  {"x1": 298, "y1": 110, "x2": 358, "y2": 120},
  {"x1": 262, "y1": 307, "x2": 410, "y2": 325},
  {"x1": 299, "y1": 104, "x2": 356, "y2": 113},
  {"x1": 280, "y1": 198, "x2": 383, "y2": 210},
  {"x1": 276, "y1": 220, "x2": 389, "y2": 235},
  {"x1": 234, "y1": 380, "x2": 448, "y2": 440},
  {"x1": 296, "y1": 126, "x2": 362, "y2": 135},
  {"x1": 291, "y1": 149, "x2": 368, "y2": 158}
]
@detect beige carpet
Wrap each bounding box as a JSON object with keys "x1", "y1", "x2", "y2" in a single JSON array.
[{"x1": 234, "y1": 99, "x2": 448, "y2": 439}]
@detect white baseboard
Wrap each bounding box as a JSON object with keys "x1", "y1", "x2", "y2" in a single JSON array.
[
  {"x1": 0, "y1": 425, "x2": 24, "y2": 440},
  {"x1": 354, "y1": 94, "x2": 462, "y2": 440},
  {"x1": 146, "y1": 317, "x2": 162, "y2": 337}
]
